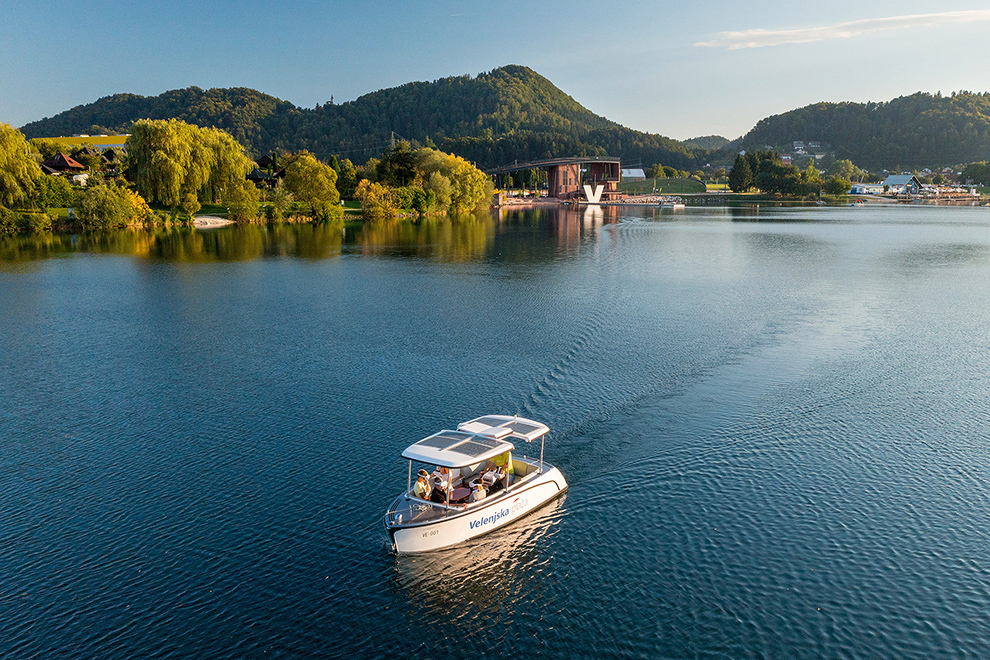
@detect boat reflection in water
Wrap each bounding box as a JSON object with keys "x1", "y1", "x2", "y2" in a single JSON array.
[{"x1": 389, "y1": 494, "x2": 567, "y2": 622}]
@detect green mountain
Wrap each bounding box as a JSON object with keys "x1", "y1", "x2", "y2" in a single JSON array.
[
  {"x1": 20, "y1": 65, "x2": 702, "y2": 170},
  {"x1": 683, "y1": 135, "x2": 730, "y2": 151},
  {"x1": 737, "y1": 92, "x2": 990, "y2": 169}
]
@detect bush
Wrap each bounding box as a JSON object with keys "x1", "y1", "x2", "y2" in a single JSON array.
[
  {"x1": 78, "y1": 184, "x2": 134, "y2": 230},
  {"x1": 226, "y1": 180, "x2": 260, "y2": 222},
  {"x1": 391, "y1": 186, "x2": 416, "y2": 211},
  {"x1": 21, "y1": 212, "x2": 52, "y2": 232},
  {"x1": 354, "y1": 179, "x2": 397, "y2": 220},
  {"x1": 36, "y1": 175, "x2": 76, "y2": 208},
  {"x1": 0, "y1": 205, "x2": 16, "y2": 234}
]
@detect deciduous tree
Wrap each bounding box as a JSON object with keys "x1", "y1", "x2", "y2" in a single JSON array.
[
  {"x1": 127, "y1": 119, "x2": 252, "y2": 212},
  {"x1": 0, "y1": 124, "x2": 42, "y2": 208},
  {"x1": 283, "y1": 152, "x2": 342, "y2": 222}
]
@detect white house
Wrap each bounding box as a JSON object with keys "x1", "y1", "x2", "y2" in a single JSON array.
[
  {"x1": 882, "y1": 175, "x2": 922, "y2": 194},
  {"x1": 850, "y1": 183, "x2": 884, "y2": 194},
  {"x1": 621, "y1": 168, "x2": 646, "y2": 181}
]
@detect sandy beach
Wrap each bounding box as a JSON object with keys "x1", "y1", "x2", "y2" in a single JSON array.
[{"x1": 193, "y1": 215, "x2": 235, "y2": 228}]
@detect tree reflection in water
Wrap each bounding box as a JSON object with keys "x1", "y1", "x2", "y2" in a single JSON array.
[{"x1": 0, "y1": 208, "x2": 626, "y2": 268}]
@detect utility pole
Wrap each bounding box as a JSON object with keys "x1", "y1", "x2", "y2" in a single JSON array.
[{"x1": 390, "y1": 131, "x2": 395, "y2": 151}]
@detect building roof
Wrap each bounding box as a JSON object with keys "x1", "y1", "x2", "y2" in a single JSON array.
[
  {"x1": 486, "y1": 156, "x2": 620, "y2": 175},
  {"x1": 883, "y1": 175, "x2": 921, "y2": 186},
  {"x1": 246, "y1": 167, "x2": 273, "y2": 181},
  {"x1": 72, "y1": 146, "x2": 101, "y2": 160},
  {"x1": 43, "y1": 152, "x2": 85, "y2": 171},
  {"x1": 256, "y1": 154, "x2": 275, "y2": 168},
  {"x1": 621, "y1": 168, "x2": 646, "y2": 179}
]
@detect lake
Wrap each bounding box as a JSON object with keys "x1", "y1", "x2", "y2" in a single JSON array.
[{"x1": 2, "y1": 204, "x2": 990, "y2": 659}]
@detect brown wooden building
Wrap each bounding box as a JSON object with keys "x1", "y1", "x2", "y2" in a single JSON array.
[{"x1": 487, "y1": 156, "x2": 621, "y2": 201}]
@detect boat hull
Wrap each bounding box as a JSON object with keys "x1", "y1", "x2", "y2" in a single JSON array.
[{"x1": 387, "y1": 467, "x2": 567, "y2": 554}]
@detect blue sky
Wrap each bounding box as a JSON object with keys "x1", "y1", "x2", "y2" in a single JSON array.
[{"x1": 1, "y1": 0, "x2": 989, "y2": 140}]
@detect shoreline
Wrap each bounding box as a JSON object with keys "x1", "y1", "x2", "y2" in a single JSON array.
[{"x1": 193, "y1": 215, "x2": 235, "y2": 228}]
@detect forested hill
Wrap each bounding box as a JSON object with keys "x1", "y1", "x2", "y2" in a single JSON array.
[
  {"x1": 20, "y1": 65, "x2": 702, "y2": 169},
  {"x1": 738, "y1": 92, "x2": 990, "y2": 169}
]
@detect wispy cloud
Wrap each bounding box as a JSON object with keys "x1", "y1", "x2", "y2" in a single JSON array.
[{"x1": 695, "y1": 10, "x2": 990, "y2": 50}]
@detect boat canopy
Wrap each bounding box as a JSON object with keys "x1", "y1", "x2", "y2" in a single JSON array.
[
  {"x1": 457, "y1": 415, "x2": 549, "y2": 442},
  {"x1": 401, "y1": 415, "x2": 549, "y2": 468}
]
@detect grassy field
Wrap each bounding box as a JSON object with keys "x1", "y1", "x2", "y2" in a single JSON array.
[
  {"x1": 618, "y1": 178, "x2": 706, "y2": 195},
  {"x1": 35, "y1": 135, "x2": 129, "y2": 147}
]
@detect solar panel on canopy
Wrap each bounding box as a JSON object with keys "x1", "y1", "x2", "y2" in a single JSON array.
[
  {"x1": 451, "y1": 440, "x2": 499, "y2": 457},
  {"x1": 417, "y1": 431, "x2": 472, "y2": 449},
  {"x1": 473, "y1": 416, "x2": 510, "y2": 428},
  {"x1": 501, "y1": 421, "x2": 540, "y2": 435}
]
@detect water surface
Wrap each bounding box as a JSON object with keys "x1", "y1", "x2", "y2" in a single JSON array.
[{"x1": 2, "y1": 204, "x2": 990, "y2": 659}]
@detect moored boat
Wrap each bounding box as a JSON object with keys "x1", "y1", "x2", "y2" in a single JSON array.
[{"x1": 383, "y1": 415, "x2": 568, "y2": 554}]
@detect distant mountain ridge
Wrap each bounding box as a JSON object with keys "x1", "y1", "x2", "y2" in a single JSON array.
[
  {"x1": 21, "y1": 69, "x2": 990, "y2": 170},
  {"x1": 737, "y1": 92, "x2": 990, "y2": 169},
  {"x1": 20, "y1": 65, "x2": 703, "y2": 169}
]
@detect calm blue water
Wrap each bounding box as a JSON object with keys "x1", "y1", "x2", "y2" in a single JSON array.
[{"x1": 2, "y1": 204, "x2": 990, "y2": 659}]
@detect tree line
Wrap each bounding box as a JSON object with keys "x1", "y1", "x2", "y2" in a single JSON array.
[
  {"x1": 728, "y1": 150, "x2": 851, "y2": 196},
  {"x1": 1, "y1": 118, "x2": 496, "y2": 234}
]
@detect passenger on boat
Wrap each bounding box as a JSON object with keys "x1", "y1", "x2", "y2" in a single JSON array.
[
  {"x1": 429, "y1": 475, "x2": 448, "y2": 504},
  {"x1": 412, "y1": 469, "x2": 432, "y2": 500},
  {"x1": 482, "y1": 470, "x2": 502, "y2": 494},
  {"x1": 431, "y1": 466, "x2": 451, "y2": 488},
  {"x1": 485, "y1": 452, "x2": 514, "y2": 488},
  {"x1": 469, "y1": 481, "x2": 487, "y2": 503}
]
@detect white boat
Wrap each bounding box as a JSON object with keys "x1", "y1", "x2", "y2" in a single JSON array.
[
  {"x1": 660, "y1": 198, "x2": 685, "y2": 210},
  {"x1": 384, "y1": 415, "x2": 568, "y2": 554}
]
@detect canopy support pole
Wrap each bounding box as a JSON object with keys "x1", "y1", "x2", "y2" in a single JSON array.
[
  {"x1": 540, "y1": 436, "x2": 545, "y2": 474},
  {"x1": 407, "y1": 461, "x2": 412, "y2": 494}
]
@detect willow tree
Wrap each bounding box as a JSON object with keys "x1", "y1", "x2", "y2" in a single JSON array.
[
  {"x1": 127, "y1": 119, "x2": 252, "y2": 213},
  {"x1": 0, "y1": 124, "x2": 42, "y2": 208}
]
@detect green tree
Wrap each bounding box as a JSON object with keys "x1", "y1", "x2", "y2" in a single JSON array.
[
  {"x1": 127, "y1": 118, "x2": 252, "y2": 212},
  {"x1": 824, "y1": 176, "x2": 851, "y2": 195},
  {"x1": 354, "y1": 179, "x2": 398, "y2": 220},
  {"x1": 268, "y1": 180, "x2": 294, "y2": 220},
  {"x1": 728, "y1": 153, "x2": 753, "y2": 192},
  {"x1": 424, "y1": 171, "x2": 453, "y2": 210},
  {"x1": 283, "y1": 152, "x2": 342, "y2": 221},
  {"x1": 0, "y1": 124, "x2": 42, "y2": 208},
  {"x1": 414, "y1": 147, "x2": 494, "y2": 213},
  {"x1": 337, "y1": 158, "x2": 358, "y2": 198},
  {"x1": 797, "y1": 162, "x2": 823, "y2": 195},
  {"x1": 377, "y1": 140, "x2": 416, "y2": 186},
  {"x1": 78, "y1": 183, "x2": 134, "y2": 229},
  {"x1": 37, "y1": 175, "x2": 76, "y2": 209},
  {"x1": 225, "y1": 180, "x2": 260, "y2": 222},
  {"x1": 961, "y1": 161, "x2": 990, "y2": 185},
  {"x1": 829, "y1": 159, "x2": 863, "y2": 182}
]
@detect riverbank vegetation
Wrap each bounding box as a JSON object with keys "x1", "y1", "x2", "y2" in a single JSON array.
[
  {"x1": 1, "y1": 119, "x2": 491, "y2": 235},
  {"x1": 728, "y1": 150, "x2": 850, "y2": 197},
  {"x1": 351, "y1": 141, "x2": 493, "y2": 220}
]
